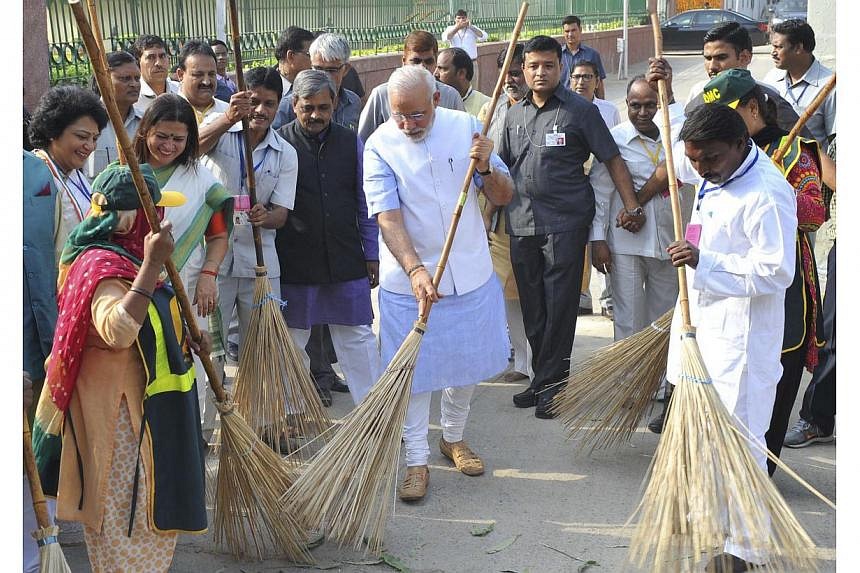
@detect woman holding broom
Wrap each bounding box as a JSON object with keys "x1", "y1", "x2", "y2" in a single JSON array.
[
  {"x1": 133, "y1": 94, "x2": 233, "y2": 440},
  {"x1": 699, "y1": 69, "x2": 827, "y2": 476},
  {"x1": 36, "y1": 163, "x2": 207, "y2": 572}
]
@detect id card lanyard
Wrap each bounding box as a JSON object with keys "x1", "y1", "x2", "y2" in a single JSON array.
[{"x1": 237, "y1": 134, "x2": 271, "y2": 197}]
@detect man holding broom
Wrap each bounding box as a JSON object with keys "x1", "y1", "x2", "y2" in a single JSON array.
[{"x1": 364, "y1": 65, "x2": 513, "y2": 501}]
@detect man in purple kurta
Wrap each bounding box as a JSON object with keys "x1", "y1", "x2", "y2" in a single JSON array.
[{"x1": 276, "y1": 70, "x2": 381, "y2": 405}]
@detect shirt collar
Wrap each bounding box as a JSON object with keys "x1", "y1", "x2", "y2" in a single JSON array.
[
  {"x1": 523, "y1": 82, "x2": 569, "y2": 107},
  {"x1": 780, "y1": 57, "x2": 825, "y2": 88}
]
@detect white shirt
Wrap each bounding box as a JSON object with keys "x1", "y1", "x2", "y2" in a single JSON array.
[
  {"x1": 442, "y1": 24, "x2": 488, "y2": 59},
  {"x1": 85, "y1": 104, "x2": 144, "y2": 182},
  {"x1": 136, "y1": 77, "x2": 179, "y2": 112},
  {"x1": 589, "y1": 105, "x2": 685, "y2": 258},
  {"x1": 666, "y1": 142, "x2": 797, "y2": 414},
  {"x1": 763, "y1": 59, "x2": 836, "y2": 148},
  {"x1": 364, "y1": 107, "x2": 509, "y2": 296},
  {"x1": 202, "y1": 125, "x2": 298, "y2": 279},
  {"x1": 593, "y1": 97, "x2": 622, "y2": 130}
]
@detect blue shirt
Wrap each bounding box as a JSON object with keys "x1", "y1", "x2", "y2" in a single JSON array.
[
  {"x1": 273, "y1": 87, "x2": 361, "y2": 133},
  {"x1": 560, "y1": 43, "x2": 607, "y2": 85}
]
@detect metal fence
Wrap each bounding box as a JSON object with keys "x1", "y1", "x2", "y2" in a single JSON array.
[{"x1": 46, "y1": 0, "x2": 648, "y2": 86}]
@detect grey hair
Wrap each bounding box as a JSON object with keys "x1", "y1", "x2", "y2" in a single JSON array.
[
  {"x1": 388, "y1": 65, "x2": 437, "y2": 103},
  {"x1": 292, "y1": 69, "x2": 337, "y2": 102},
  {"x1": 309, "y1": 33, "x2": 351, "y2": 63}
]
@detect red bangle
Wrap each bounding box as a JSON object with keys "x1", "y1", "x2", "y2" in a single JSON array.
[{"x1": 200, "y1": 269, "x2": 218, "y2": 278}]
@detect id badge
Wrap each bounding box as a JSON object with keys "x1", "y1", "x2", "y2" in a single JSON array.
[
  {"x1": 545, "y1": 131, "x2": 566, "y2": 147},
  {"x1": 684, "y1": 223, "x2": 702, "y2": 248},
  {"x1": 233, "y1": 195, "x2": 251, "y2": 226}
]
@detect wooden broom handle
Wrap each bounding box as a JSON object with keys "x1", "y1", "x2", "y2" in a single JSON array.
[
  {"x1": 650, "y1": 13, "x2": 692, "y2": 327},
  {"x1": 772, "y1": 74, "x2": 835, "y2": 164},
  {"x1": 24, "y1": 415, "x2": 52, "y2": 530},
  {"x1": 69, "y1": 0, "x2": 228, "y2": 402},
  {"x1": 227, "y1": 0, "x2": 265, "y2": 267},
  {"x1": 420, "y1": 1, "x2": 529, "y2": 323}
]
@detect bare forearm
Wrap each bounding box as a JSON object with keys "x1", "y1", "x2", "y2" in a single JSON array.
[
  {"x1": 263, "y1": 205, "x2": 289, "y2": 229},
  {"x1": 376, "y1": 210, "x2": 422, "y2": 274},
  {"x1": 605, "y1": 154, "x2": 640, "y2": 210},
  {"x1": 122, "y1": 261, "x2": 163, "y2": 322},
  {"x1": 638, "y1": 162, "x2": 669, "y2": 205},
  {"x1": 198, "y1": 115, "x2": 235, "y2": 155},
  {"x1": 481, "y1": 171, "x2": 514, "y2": 206},
  {"x1": 203, "y1": 233, "x2": 228, "y2": 272}
]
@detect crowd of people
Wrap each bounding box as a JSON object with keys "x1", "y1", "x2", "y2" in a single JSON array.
[{"x1": 22, "y1": 10, "x2": 835, "y2": 572}]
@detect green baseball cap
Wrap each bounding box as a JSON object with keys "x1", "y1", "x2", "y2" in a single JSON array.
[
  {"x1": 90, "y1": 163, "x2": 185, "y2": 212},
  {"x1": 702, "y1": 68, "x2": 757, "y2": 109}
]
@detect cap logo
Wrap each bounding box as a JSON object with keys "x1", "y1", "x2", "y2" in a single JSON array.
[{"x1": 703, "y1": 87, "x2": 721, "y2": 104}]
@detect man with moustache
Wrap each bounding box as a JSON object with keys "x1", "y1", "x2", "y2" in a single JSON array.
[
  {"x1": 497, "y1": 35, "x2": 642, "y2": 419},
  {"x1": 559, "y1": 15, "x2": 607, "y2": 99},
  {"x1": 197, "y1": 67, "x2": 298, "y2": 392},
  {"x1": 132, "y1": 34, "x2": 179, "y2": 112},
  {"x1": 477, "y1": 43, "x2": 533, "y2": 385},
  {"x1": 364, "y1": 66, "x2": 513, "y2": 501},
  {"x1": 275, "y1": 70, "x2": 381, "y2": 407},
  {"x1": 85, "y1": 51, "x2": 144, "y2": 180},
  {"x1": 434, "y1": 47, "x2": 490, "y2": 117}
]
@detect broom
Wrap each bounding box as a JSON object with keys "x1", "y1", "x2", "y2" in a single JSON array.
[
  {"x1": 24, "y1": 416, "x2": 72, "y2": 573},
  {"x1": 279, "y1": 2, "x2": 531, "y2": 554},
  {"x1": 68, "y1": 0, "x2": 310, "y2": 562},
  {"x1": 226, "y1": 0, "x2": 330, "y2": 459},
  {"x1": 624, "y1": 14, "x2": 819, "y2": 571}
]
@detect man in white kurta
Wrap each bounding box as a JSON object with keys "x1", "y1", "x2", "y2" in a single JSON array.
[
  {"x1": 666, "y1": 104, "x2": 796, "y2": 567},
  {"x1": 590, "y1": 78, "x2": 682, "y2": 341},
  {"x1": 364, "y1": 66, "x2": 512, "y2": 502}
]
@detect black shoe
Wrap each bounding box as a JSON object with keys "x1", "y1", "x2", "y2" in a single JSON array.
[
  {"x1": 534, "y1": 389, "x2": 560, "y2": 419},
  {"x1": 578, "y1": 305, "x2": 594, "y2": 316},
  {"x1": 329, "y1": 377, "x2": 350, "y2": 393},
  {"x1": 706, "y1": 553, "x2": 754, "y2": 572},
  {"x1": 317, "y1": 386, "x2": 332, "y2": 407},
  {"x1": 647, "y1": 385, "x2": 674, "y2": 434},
  {"x1": 512, "y1": 388, "x2": 537, "y2": 408}
]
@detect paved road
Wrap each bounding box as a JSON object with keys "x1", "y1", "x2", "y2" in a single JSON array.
[{"x1": 62, "y1": 47, "x2": 836, "y2": 572}]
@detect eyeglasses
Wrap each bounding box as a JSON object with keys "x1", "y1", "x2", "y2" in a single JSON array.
[
  {"x1": 391, "y1": 111, "x2": 427, "y2": 122},
  {"x1": 312, "y1": 63, "x2": 346, "y2": 74},
  {"x1": 570, "y1": 73, "x2": 595, "y2": 81}
]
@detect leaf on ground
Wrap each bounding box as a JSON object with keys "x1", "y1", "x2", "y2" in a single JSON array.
[
  {"x1": 381, "y1": 552, "x2": 412, "y2": 572},
  {"x1": 576, "y1": 560, "x2": 600, "y2": 573},
  {"x1": 486, "y1": 534, "x2": 521, "y2": 554},
  {"x1": 470, "y1": 522, "x2": 496, "y2": 536}
]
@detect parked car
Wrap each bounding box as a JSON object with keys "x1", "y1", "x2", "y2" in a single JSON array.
[
  {"x1": 769, "y1": 0, "x2": 808, "y2": 25},
  {"x1": 661, "y1": 9, "x2": 770, "y2": 50}
]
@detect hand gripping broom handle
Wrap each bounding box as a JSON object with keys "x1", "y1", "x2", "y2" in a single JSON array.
[
  {"x1": 650, "y1": 14, "x2": 692, "y2": 327},
  {"x1": 420, "y1": 1, "x2": 530, "y2": 323},
  {"x1": 23, "y1": 416, "x2": 52, "y2": 530},
  {"x1": 772, "y1": 73, "x2": 836, "y2": 164},
  {"x1": 227, "y1": 0, "x2": 266, "y2": 267},
  {"x1": 68, "y1": 0, "x2": 229, "y2": 402}
]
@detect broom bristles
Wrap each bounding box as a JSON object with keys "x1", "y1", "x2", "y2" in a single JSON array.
[
  {"x1": 214, "y1": 400, "x2": 312, "y2": 562},
  {"x1": 626, "y1": 333, "x2": 819, "y2": 572},
  {"x1": 33, "y1": 526, "x2": 71, "y2": 573},
  {"x1": 551, "y1": 308, "x2": 672, "y2": 450},
  {"x1": 233, "y1": 269, "x2": 331, "y2": 459},
  {"x1": 281, "y1": 324, "x2": 426, "y2": 554}
]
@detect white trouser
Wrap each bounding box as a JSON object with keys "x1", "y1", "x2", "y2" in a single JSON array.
[
  {"x1": 289, "y1": 324, "x2": 380, "y2": 405},
  {"x1": 505, "y1": 299, "x2": 533, "y2": 378},
  {"x1": 403, "y1": 385, "x2": 476, "y2": 467},
  {"x1": 609, "y1": 253, "x2": 678, "y2": 341}
]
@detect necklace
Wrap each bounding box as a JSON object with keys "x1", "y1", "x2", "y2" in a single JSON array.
[
  {"x1": 521, "y1": 102, "x2": 562, "y2": 148},
  {"x1": 193, "y1": 102, "x2": 215, "y2": 125}
]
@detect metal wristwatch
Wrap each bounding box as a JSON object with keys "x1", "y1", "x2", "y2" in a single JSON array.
[
  {"x1": 625, "y1": 206, "x2": 645, "y2": 217},
  {"x1": 477, "y1": 164, "x2": 493, "y2": 176}
]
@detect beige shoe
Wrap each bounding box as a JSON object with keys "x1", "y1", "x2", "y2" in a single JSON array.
[
  {"x1": 439, "y1": 438, "x2": 484, "y2": 476},
  {"x1": 398, "y1": 465, "x2": 429, "y2": 501}
]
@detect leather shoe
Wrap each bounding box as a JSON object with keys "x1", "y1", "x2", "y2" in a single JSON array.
[
  {"x1": 329, "y1": 377, "x2": 350, "y2": 393},
  {"x1": 706, "y1": 553, "x2": 754, "y2": 572},
  {"x1": 398, "y1": 465, "x2": 429, "y2": 501},
  {"x1": 316, "y1": 386, "x2": 332, "y2": 407},
  {"x1": 512, "y1": 388, "x2": 537, "y2": 408},
  {"x1": 535, "y1": 392, "x2": 558, "y2": 419},
  {"x1": 439, "y1": 438, "x2": 484, "y2": 476}
]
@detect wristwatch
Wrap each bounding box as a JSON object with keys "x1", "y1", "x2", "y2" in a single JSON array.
[
  {"x1": 625, "y1": 206, "x2": 645, "y2": 217},
  {"x1": 477, "y1": 164, "x2": 493, "y2": 176}
]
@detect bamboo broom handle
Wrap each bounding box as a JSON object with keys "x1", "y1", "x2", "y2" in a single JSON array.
[
  {"x1": 68, "y1": 0, "x2": 229, "y2": 402},
  {"x1": 772, "y1": 73, "x2": 835, "y2": 164},
  {"x1": 23, "y1": 416, "x2": 52, "y2": 530},
  {"x1": 227, "y1": 0, "x2": 265, "y2": 266},
  {"x1": 420, "y1": 1, "x2": 530, "y2": 323},
  {"x1": 650, "y1": 13, "x2": 692, "y2": 327}
]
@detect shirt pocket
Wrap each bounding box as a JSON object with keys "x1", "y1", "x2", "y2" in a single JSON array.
[{"x1": 254, "y1": 168, "x2": 279, "y2": 205}]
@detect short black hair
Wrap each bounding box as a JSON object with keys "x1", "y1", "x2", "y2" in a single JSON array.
[
  {"x1": 134, "y1": 94, "x2": 198, "y2": 168},
  {"x1": 456, "y1": 9, "x2": 467, "y2": 17},
  {"x1": 178, "y1": 40, "x2": 217, "y2": 70},
  {"x1": 562, "y1": 15, "x2": 582, "y2": 28},
  {"x1": 274, "y1": 26, "x2": 314, "y2": 62},
  {"x1": 91, "y1": 51, "x2": 138, "y2": 97},
  {"x1": 132, "y1": 34, "x2": 167, "y2": 60},
  {"x1": 28, "y1": 85, "x2": 108, "y2": 150},
  {"x1": 572, "y1": 59, "x2": 599, "y2": 77},
  {"x1": 625, "y1": 74, "x2": 649, "y2": 94},
  {"x1": 772, "y1": 19, "x2": 816, "y2": 53},
  {"x1": 496, "y1": 43, "x2": 524, "y2": 68},
  {"x1": 209, "y1": 39, "x2": 228, "y2": 50},
  {"x1": 245, "y1": 66, "x2": 283, "y2": 101},
  {"x1": 441, "y1": 47, "x2": 474, "y2": 81},
  {"x1": 523, "y1": 35, "x2": 562, "y2": 63},
  {"x1": 678, "y1": 104, "x2": 748, "y2": 144},
  {"x1": 702, "y1": 21, "x2": 752, "y2": 55}
]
